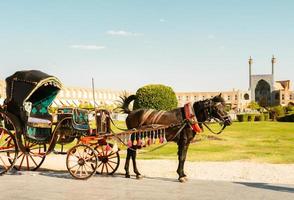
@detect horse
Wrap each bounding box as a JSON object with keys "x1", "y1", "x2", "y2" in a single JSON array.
[{"x1": 119, "y1": 94, "x2": 232, "y2": 182}]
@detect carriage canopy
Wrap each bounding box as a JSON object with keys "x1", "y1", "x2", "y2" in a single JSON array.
[{"x1": 5, "y1": 70, "x2": 62, "y2": 118}]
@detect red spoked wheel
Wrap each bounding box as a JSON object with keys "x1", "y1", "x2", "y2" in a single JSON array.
[
  {"x1": 7, "y1": 136, "x2": 46, "y2": 171},
  {"x1": 95, "y1": 144, "x2": 120, "y2": 175},
  {"x1": 0, "y1": 128, "x2": 18, "y2": 175},
  {"x1": 66, "y1": 144, "x2": 98, "y2": 180}
]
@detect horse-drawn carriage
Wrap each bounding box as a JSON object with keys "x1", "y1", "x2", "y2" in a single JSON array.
[
  {"x1": 0, "y1": 70, "x2": 121, "y2": 179},
  {"x1": 0, "y1": 70, "x2": 231, "y2": 181}
]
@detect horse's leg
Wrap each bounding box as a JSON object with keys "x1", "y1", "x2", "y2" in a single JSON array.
[
  {"x1": 131, "y1": 148, "x2": 142, "y2": 179},
  {"x1": 124, "y1": 148, "x2": 131, "y2": 178},
  {"x1": 181, "y1": 142, "x2": 190, "y2": 179},
  {"x1": 177, "y1": 138, "x2": 190, "y2": 182}
]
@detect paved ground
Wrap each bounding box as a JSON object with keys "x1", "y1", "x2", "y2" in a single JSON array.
[
  {"x1": 42, "y1": 155, "x2": 294, "y2": 184},
  {"x1": 1, "y1": 155, "x2": 294, "y2": 200},
  {"x1": 1, "y1": 171, "x2": 294, "y2": 200}
]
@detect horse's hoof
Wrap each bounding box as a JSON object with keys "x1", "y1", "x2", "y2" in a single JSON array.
[
  {"x1": 136, "y1": 174, "x2": 143, "y2": 179},
  {"x1": 125, "y1": 174, "x2": 131, "y2": 178},
  {"x1": 178, "y1": 177, "x2": 187, "y2": 183}
]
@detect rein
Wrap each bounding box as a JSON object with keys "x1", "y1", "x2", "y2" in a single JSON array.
[
  {"x1": 203, "y1": 122, "x2": 226, "y2": 135},
  {"x1": 109, "y1": 117, "x2": 128, "y2": 131},
  {"x1": 194, "y1": 100, "x2": 229, "y2": 135}
]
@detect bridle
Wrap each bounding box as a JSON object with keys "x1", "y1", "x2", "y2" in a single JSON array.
[{"x1": 195, "y1": 99, "x2": 231, "y2": 135}]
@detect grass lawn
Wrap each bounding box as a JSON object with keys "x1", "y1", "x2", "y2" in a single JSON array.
[
  {"x1": 59, "y1": 121, "x2": 294, "y2": 164},
  {"x1": 118, "y1": 121, "x2": 294, "y2": 164}
]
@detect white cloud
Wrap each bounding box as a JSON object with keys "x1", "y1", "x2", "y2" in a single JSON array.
[
  {"x1": 70, "y1": 45, "x2": 106, "y2": 50},
  {"x1": 106, "y1": 30, "x2": 142, "y2": 37},
  {"x1": 208, "y1": 34, "x2": 216, "y2": 39},
  {"x1": 159, "y1": 18, "x2": 167, "y2": 22}
]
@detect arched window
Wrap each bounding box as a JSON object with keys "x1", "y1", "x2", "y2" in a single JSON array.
[{"x1": 244, "y1": 93, "x2": 249, "y2": 100}]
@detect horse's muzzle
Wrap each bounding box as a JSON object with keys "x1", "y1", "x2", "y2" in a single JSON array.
[{"x1": 224, "y1": 115, "x2": 232, "y2": 126}]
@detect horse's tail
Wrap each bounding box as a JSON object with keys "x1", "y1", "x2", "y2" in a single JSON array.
[{"x1": 117, "y1": 94, "x2": 137, "y2": 114}]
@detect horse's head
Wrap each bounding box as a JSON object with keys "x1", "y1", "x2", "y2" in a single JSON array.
[{"x1": 193, "y1": 94, "x2": 232, "y2": 126}]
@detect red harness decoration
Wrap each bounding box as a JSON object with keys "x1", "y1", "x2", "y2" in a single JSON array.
[{"x1": 184, "y1": 103, "x2": 202, "y2": 133}]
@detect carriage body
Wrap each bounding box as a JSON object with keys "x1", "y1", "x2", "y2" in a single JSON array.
[
  {"x1": 4, "y1": 70, "x2": 62, "y2": 143},
  {"x1": 55, "y1": 107, "x2": 111, "y2": 145},
  {"x1": 0, "y1": 70, "x2": 120, "y2": 176}
]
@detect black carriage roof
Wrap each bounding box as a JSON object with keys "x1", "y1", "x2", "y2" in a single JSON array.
[
  {"x1": 6, "y1": 70, "x2": 59, "y2": 84},
  {"x1": 5, "y1": 70, "x2": 62, "y2": 105}
]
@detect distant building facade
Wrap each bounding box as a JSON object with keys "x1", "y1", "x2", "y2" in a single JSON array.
[
  {"x1": 248, "y1": 56, "x2": 294, "y2": 106},
  {"x1": 0, "y1": 56, "x2": 293, "y2": 109}
]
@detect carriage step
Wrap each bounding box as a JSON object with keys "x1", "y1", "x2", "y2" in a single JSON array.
[{"x1": 53, "y1": 151, "x2": 67, "y2": 155}]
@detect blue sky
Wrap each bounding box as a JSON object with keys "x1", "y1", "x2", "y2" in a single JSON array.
[{"x1": 0, "y1": 0, "x2": 293, "y2": 92}]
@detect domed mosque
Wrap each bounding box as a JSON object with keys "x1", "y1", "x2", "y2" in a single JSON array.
[{"x1": 249, "y1": 56, "x2": 293, "y2": 107}]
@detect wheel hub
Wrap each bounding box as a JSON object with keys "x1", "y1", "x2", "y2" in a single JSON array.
[
  {"x1": 101, "y1": 156, "x2": 108, "y2": 163},
  {"x1": 25, "y1": 147, "x2": 30, "y2": 153},
  {"x1": 78, "y1": 158, "x2": 85, "y2": 166}
]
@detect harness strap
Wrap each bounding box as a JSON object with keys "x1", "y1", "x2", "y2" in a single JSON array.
[
  {"x1": 139, "y1": 109, "x2": 154, "y2": 127},
  {"x1": 151, "y1": 110, "x2": 165, "y2": 124}
]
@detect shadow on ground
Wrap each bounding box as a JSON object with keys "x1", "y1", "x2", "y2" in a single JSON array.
[{"x1": 235, "y1": 182, "x2": 294, "y2": 193}]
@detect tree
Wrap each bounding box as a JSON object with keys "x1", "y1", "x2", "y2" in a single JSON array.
[{"x1": 247, "y1": 101, "x2": 260, "y2": 110}]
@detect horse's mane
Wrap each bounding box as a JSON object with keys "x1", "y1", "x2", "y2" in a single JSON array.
[{"x1": 212, "y1": 95, "x2": 225, "y2": 104}]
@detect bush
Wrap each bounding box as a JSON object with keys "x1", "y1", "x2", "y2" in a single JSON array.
[
  {"x1": 237, "y1": 114, "x2": 248, "y2": 122},
  {"x1": 255, "y1": 113, "x2": 265, "y2": 121},
  {"x1": 286, "y1": 106, "x2": 294, "y2": 113},
  {"x1": 133, "y1": 84, "x2": 178, "y2": 111},
  {"x1": 247, "y1": 101, "x2": 260, "y2": 110},
  {"x1": 248, "y1": 114, "x2": 256, "y2": 122},
  {"x1": 264, "y1": 112, "x2": 270, "y2": 121},
  {"x1": 277, "y1": 114, "x2": 294, "y2": 122},
  {"x1": 272, "y1": 106, "x2": 285, "y2": 117}
]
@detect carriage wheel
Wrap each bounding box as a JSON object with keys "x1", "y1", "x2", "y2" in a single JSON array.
[
  {"x1": 7, "y1": 136, "x2": 46, "y2": 171},
  {"x1": 0, "y1": 129, "x2": 18, "y2": 175},
  {"x1": 0, "y1": 110, "x2": 19, "y2": 175},
  {"x1": 95, "y1": 144, "x2": 120, "y2": 175},
  {"x1": 66, "y1": 144, "x2": 97, "y2": 180}
]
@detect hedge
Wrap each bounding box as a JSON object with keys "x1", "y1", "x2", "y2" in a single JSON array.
[
  {"x1": 277, "y1": 114, "x2": 294, "y2": 122},
  {"x1": 237, "y1": 114, "x2": 248, "y2": 122},
  {"x1": 264, "y1": 112, "x2": 270, "y2": 121},
  {"x1": 255, "y1": 113, "x2": 265, "y2": 121},
  {"x1": 237, "y1": 113, "x2": 270, "y2": 122},
  {"x1": 248, "y1": 114, "x2": 256, "y2": 122}
]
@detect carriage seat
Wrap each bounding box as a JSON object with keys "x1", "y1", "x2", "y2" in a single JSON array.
[
  {"x1": 27, "y1": 117, "x2": 52, "y2": 128},
  {"x1": 25, "y1": 94, "x2": 54, "y2": 141},
  {"x1": 72, "y1": 108, "x2": 90, "y2": 131}
]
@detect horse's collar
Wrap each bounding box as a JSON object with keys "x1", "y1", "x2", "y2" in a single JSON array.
[{"x1": 184, "y1": 103, "x2": 201, "y2": 133}]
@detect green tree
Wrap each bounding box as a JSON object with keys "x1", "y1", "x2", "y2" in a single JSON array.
[
  {"x1": 133, "y1": 84, "x2": 178, "y2": 111},
  {"x1": 247, "y1": 101, "x2": 260, "y2": 110}
]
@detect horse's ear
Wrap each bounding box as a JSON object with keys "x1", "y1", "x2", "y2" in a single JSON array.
[{"x1": 219, "y1": 93, "x2": 222, "y2": 97}]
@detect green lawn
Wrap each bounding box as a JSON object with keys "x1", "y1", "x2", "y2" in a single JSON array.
[
  {"x1": 116, "y1": 121, "x2": 294, "y2": 164},
  {"x1": 59, "y1": 121, "x2": 294, "y2": 164}
]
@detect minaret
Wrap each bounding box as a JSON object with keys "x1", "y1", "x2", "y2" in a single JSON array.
[
  {"x1": 248, "y1": 56, "x2": 253, "y2": 90},
  {"x1": 271, "y1": 55, "x2": 276, "y2": 81}
]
